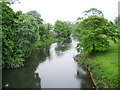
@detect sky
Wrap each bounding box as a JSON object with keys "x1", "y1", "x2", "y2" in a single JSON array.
[{"x1": 11, "y1": 0, "x2": 120, "y2": 25}]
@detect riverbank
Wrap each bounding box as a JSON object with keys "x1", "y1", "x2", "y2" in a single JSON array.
[
  {"x1": 74, "y1": 41, "x2": 118, "y2": 88},
  {"x1": 3, "y1": 37, "x2": 96, "y2": 88},
  {"x1": 32, "y1": 36, "x2": 71, "y2": 49},
  {"x1": 32, "y1": 36, "x2": 58, "y2": 48}
]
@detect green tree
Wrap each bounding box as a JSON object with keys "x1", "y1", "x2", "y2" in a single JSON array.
[
  {"x1": 2, "y1": 2, "x2": 41, "y2": 68},
  {"x1": 54, "y1": 20, "x2": 71, "y2": 39},
  {"x1": 1, "y1": 2, "x2": 54, "y2": 68},
  {"x1": 1, "y1": 2, "x2": 18, "y2": 68},
  {"x1": 38, "y1": 24, "x2": 50, "y2": 41},
  {"x1": 26, "y1": 10, "x2": 51, "y2": 42},
  {"x1": 76, "y1": 15, "x2": 118, "y2": 54},
  {"x1": 83, "y1": 8, "x2": 104, "y2": 18},
  {"x1": 13, "y1": 11, "x2": 40, "y2": 57},
  {"x1": 45, "y1": 23, "x2": 52, "y2": 30},
  {"x1": 26, "y1": 10, "x2": 43, "y2": 24},
  {"x1": 65, "y1": 21, "x2": 74, "y2": 33},
  {"x1": 75, "y1": 8, "x2": 104, "y2": 38}
]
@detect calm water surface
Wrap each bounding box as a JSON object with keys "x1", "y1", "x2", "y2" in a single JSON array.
[{"x1": 3, "y1": 37, "x2": 95, "y2": 88}]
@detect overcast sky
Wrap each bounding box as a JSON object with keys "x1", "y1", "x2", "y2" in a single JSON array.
[{"x1": 11, "y1": 0, "x2": 119, "y2": 24}]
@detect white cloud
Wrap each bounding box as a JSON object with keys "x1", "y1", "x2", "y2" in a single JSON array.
[{"x1": 11, "y1": 0, "x2": 119, "y2": 24}]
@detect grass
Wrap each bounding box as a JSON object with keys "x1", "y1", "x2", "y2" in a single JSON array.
[
  {"x1": 92, "y1": 40, "x2": 118, "y2": 88},
  {"x1": 74, "y1": 40, "x2": 119, "y2": 88}
]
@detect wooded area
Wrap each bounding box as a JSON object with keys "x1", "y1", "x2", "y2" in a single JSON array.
[{"x1": 1, "y1": 0, "x2": 120, "y2": 88}]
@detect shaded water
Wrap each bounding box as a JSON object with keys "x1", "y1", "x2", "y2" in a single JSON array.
[{"x1": 3, "y1": 37, "x2": 95, "y2": 88}]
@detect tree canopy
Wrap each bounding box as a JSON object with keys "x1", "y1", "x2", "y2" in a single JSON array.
[
  {"x1": 1, "y1": 2, "x2": 53, "y2": 68},
  {"x1": 83, "y1": 8, "x2": 104, "y2": 18},
  {"x1": 76, "y1": 10, "x2": 118, "y2": 54},
  {"x1": 54, "y1": 20, "x2": 71, "y2": 39},
  {"x1": 27, "y1": 10, "x2": 43, "y2": 24}
]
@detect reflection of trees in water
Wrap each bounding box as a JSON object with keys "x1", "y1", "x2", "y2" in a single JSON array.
[
  {"x1": 30, "y1": 46, "x2": 50, "y2": 62},
  {"x1": 75, "y1": 64, "x2": 95, "y2": 88},
  {"x1": 3, "y1": 46, "x2": 50, "y2": 88},
  {"x1": 71, "y1": 34, "x2": 79, "y2": 41},
  {"x1": 55, "y1": 38, "x2": 72, "y2": 55}
]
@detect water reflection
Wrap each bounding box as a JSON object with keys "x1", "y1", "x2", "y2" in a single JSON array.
[
  {"x1": 76, "y1": 64, "x2": 94, "y2": 88},
  {"x1": 55, "y1": 38, "x2": 72, "y2": 56},
  {"x1": 3, "y1": 37, "x2": 95, "y2": 88},
  {"x1": 2, "y1": 46, "x2": 50, "y2": 88},
  {"x1": 35, "y1": 37, "x2": 95, "y2": 88}
]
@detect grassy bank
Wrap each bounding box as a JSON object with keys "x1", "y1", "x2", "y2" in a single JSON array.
[
  {"x1": 92, "y1": 41, "x2": 118, "y2": 88},
  {"x1": 74, "y1": 41, "x2": 119, "y2": 88}
]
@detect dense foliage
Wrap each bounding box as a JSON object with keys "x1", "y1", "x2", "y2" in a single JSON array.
[
  {"x1": 75, "y1": 8, "x2": 119, "y2": 88},
  {"x1": 76, "y1": 9, "x2": 119, "y2": 54},
  {"x1": 1, "y1": 2, "x2": 53, "y2": 68},
  {"x1": 2, "y1": 2, "x2": 18, "y2": 68},
  {"x1": 26, "y1": 10, "x2": 43, "y2": 24},
  {"x1": 54, "y1": 20, "x2": 71, "y2": 39}
]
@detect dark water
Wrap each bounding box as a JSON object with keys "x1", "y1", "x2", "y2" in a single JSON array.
[{"x1": 2, "y1": 37, "x2": 95, "y2": 88}]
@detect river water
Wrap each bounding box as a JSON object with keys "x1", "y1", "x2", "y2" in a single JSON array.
[{"x1": 3, "y1": 37, "x2": 95, "y2": 88}]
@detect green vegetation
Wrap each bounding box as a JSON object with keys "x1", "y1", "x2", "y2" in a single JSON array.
[
  {"x1": 1, "y1": 2, "x2": 57, "y2": 68},
  {"x1": 93, "y1": 40, "x2": 118, "y2": 88},
  {"x1": 1, "y1": 1, "x2": 71, "y2": 68},
  {"x1": 76, "y1": 8, "x2": 118, "y2": 54},
  {"x1": 83, "y1": 8, "x2": 104, "y2": 17},
  {"x1": 74, "y1": 41, "x2": 118, "y2": 88},
  {"x1": 1, "y1": 0, "x2": 119, "y2": 88},
  {"x1": 54, "y1": 20, "x2": 71, "y2": 39},
  {"x1": 74, "y1": 8, "x2": 119, "y2": 88},
  {"x1": 32, "y1": 36, "x2": 58, "y2": 48}
]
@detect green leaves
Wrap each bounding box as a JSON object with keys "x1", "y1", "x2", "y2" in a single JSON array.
[
  {"x1": 2, "y1": 2, "x2": 52, "y2": 68},
  {"x1": 54, "y1": 20, "x2": 71, "y2": 39},
  {"x1": 76, "y1": 14, "x2": 118, "y2": 54},
  {"x1": 27, "y1": 10, "x2": 43, "y2": 24}
]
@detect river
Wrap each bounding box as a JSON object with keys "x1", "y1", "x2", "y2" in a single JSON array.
[{"x1": 2, "y1": 37, "x2": 95, "y2": 88}]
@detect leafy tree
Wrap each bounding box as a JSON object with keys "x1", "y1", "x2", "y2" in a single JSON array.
[
  {"x1": 2, "y1": 2, "x2": 41, "y2": 68},
  {"x1": 26, "y1": 10, "x2": 51, "y2": 42},
  {"x1": 75, "y1": 8, "x2": 104, "y2": 35},
  {"x1": 1, "y1": 2, "x2": 18, "y2": 68},
  {"x1": 45, "y1": 23, "x2": 52, "y2": 30},
  {"x1": 83, "y1": 8, "x2": 104, "y2": 18},
  {"x1": 76, "y1": 15, "x2": 118, "y2": 54},
  {"x1": 13, "y1": 11, "x2": 40, "y2": 57},
  {"x1": 38, "y1": 24, "x2": 49, "y2": 41},
  {"x1": 65, "y1": 21, "x2": 74, "y2": 33},
  {"x1": 54, "y1": 20, "x2": 71, "y2": 39},
  {"x1": 26, "y1": 10, "x2": 43, "y2": 24},
  {"x1": 1, "y1": 2, "x2": 54, "y2": 68},
  {"x1": 43, "y1": 23, "x2": 52, "y2": 39}
]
